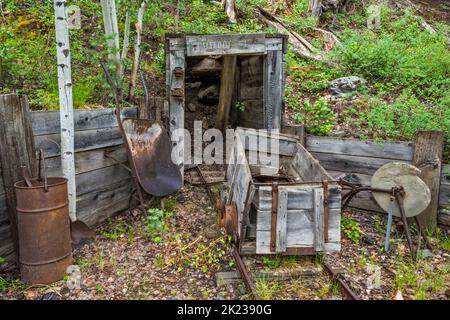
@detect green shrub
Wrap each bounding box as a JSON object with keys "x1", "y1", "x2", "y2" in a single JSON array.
[
  {"x1": 291, "y1": 97, "x2": 336, "y2": 135},
  {"x1": 146, "y1": 208, "x2": 172, "y2": 241},
  {"x1": 341, "y1": 216, "x2": 361, "y2": 244},
  {"x1": 333, "y1": 8, "x2": 449, "y2": 104}
]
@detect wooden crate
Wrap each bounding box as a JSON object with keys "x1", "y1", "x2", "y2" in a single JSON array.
[{"x1": 227, "y1": 128, "x2": 341, "y2": 255}]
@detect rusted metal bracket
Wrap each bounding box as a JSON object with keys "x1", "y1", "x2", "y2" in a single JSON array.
[
  {"x1": 338, "y1": 179, "x2": 433, "y2": 260},
  {"x1": 270, "y1": 182, "x2": 278, "y2": 252}
]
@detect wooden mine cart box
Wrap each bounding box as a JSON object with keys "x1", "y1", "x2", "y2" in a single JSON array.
[{"x1": 226, "y1": 128, "x2": 341, "y2": 255}]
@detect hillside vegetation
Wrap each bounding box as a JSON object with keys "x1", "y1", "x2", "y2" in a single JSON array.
[{"x1": 0, "y1": 0, "x2": 448, "y2": 145}]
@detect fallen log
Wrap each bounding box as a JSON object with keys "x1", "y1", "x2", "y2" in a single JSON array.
[{"x1": 256, "y1": 6, "x2": 322, "y2": 61}]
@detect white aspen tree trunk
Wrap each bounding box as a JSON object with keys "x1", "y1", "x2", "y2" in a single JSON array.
[
  {"x1": 101, "y1": 0, "x2": 121, "y2": 78},
  {"x1": 54, "y1": 0, "x2": 76, "y2": 221},
  {"x1": 224, "y1": 0, "x2": 237, "y2": 23},
  {"x1": 121, "y1": 9, "x2": 131, "y2": 61},
  {"x1": 129, "y1": 0, "x2": 149, "y2": 99}
]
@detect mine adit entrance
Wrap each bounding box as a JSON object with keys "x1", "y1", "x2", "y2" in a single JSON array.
[{"x1": 165, "y1": 33, "x2": 288, "y2": 178}]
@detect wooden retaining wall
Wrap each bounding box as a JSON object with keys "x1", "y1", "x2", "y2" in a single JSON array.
[
  {"x1": 0, "y1": 107, "x2": 138, "y2": 260},
  {"x1": 306, "y1": 136, "x2": 450, "y2": 221}
]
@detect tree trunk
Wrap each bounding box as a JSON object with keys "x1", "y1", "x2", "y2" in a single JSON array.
[
  {"x1": 121, "y1": 9, "x2": 131, "y2": 62},
  {"x1": 223, "y1": 0, "x2": 237, "y2": 23},
  {"x1": 129, "y1": 0, "x2": 149, "y2": 99},
  {"x1": 310, "y1": 0, "x2": 322, "y2": 17},
  {"x1": 100, "y1": 0, "x2": 121, "y2": 79},
  {"x1": 54, "y1": 0, "x2": 76, "y2": 221}
]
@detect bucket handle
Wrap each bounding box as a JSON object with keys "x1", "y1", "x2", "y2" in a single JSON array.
[
  {"x1": 20, "y1": 166, "x2": 33, "y2": 188},
  {"x1": 38, "y1": 149, "x2": 48, "y2": 192}
]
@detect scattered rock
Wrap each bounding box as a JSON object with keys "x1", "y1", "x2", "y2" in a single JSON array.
[
  {"x1": 187, "y1": 102, "x2": 197, "y2": 112},
  {"x1": 394, "y1": 290, "x2": 404, "y2": 300},
  {"x1": 361, "y1": 234, "x2": 377, "y2": 246},
  {"x1": 198, "y1": 84, "x2": 220, "y2": 105},
  {"x1": 186, "y1": 81, "x2": 202, "y2": 89},
  {"x1": 443, "y1": 288, "x2": 450, "y2": 298},
  {"x1": 330, "y1": 76, "x2": 366, "y2": 96},
  {"x1": 216, "y1": 271, "x2": 241, "y2": 287}
]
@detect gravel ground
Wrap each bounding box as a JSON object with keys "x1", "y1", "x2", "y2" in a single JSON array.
[{"x1": 0, "y1": 179, "x2": 449, "y2": 300}]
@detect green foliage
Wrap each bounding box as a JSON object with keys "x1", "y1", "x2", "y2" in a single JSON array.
[
  {"x1": 434, "y1": 228, "x2": 450, "y2": 252},
  {"x1": 262, "y1": 255, "x2": 298, "y2": 271},
  {"x1": 162, "y1": 198, "x2": 178, "y2": 213},
  {"x1": 95, "y1": 283, "x2": 105, "y2": 294},
  {"x1": 146, "y1": 208, "x2": 172, "y2": 241},
  {"x1": 332, "y1": 7, "x2": 449, "y2": 104},
  {"x1": 255, "y1": 279, "x2": 280, "y2": 300},
  {"x1": 291, "y1": 97, "x2": 336, "y2": 135},
  {"x1": 0, "y1": 256, "x2": 5, "y2": 265},
  {"x1": 341, "y1": 216, "x2": 361, "y2": 244},
  {"x1": 393, "y1": 259, "x2": 449, "y2": 299},
  {"x1": 363, "y1": 91, "x2": 448, "y2": 140},
  {"x1": 0, "y1": 276, "x2": 24, "y2": 293}
]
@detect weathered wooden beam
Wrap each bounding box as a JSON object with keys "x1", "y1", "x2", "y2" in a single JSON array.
[
  {"x1": 412, "y1": 131, "x2": 444, "y2": 232},
  {"x1": 0, "y1": 94, "x2": 37, "y2": 260},
  {"x1": 215, "y1": 55, "x2": 237, "y2": 132},
  {"x1": 282, "y1": 124, "x2": 305, "y2": 146}
]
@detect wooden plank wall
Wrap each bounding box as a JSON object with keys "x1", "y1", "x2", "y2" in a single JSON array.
[
  {"x1": 0, "y1": 107, "x2": 138, "y2": 260},
  {"x1": 306, "y1": 136, "x2": 450, "y2": 220}
]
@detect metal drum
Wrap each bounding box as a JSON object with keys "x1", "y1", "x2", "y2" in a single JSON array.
[{"x1": 14, "y1": 151, "x2": 72, "y2": 284}]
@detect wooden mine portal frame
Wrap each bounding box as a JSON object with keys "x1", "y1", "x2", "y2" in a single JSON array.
[{"x1": 165, "y1": 33, "x2": 288, "y2": 177}]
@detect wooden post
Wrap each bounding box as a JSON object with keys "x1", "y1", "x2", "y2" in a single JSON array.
[
  {"x1": 54, "y1": 0, "x2": 76, "y2": 221},
  {"x1": 412, "y1": 130, "x2": 444, "y2": 232},
  {"x1": 215, "y1": 55, "x2": 237, "y2": 132},
  {"x1": 282, "y1": 123, "x2": 305, "y2": 146},
  {"x1": 0, "y1": 94, "x2": 37, "y2": 260}
]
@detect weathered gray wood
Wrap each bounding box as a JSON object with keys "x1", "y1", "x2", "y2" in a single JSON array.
[
  {"x1": 229, "y1": 133, "x2": 252, "y2": 237},
  {"x1": 311, "y1": 152, "x2": 394, "y2": 176},
  {"x1": 0, "y1": 94, "x2": 37, "y2": 260},
  {"x1": 254, "y1": 185, "x2": 341, "y2": 211},
  {"x1": 264, "y1": 50, "x2": 283, "y2": 130},
  {"x1": 76, "y1": 165, "x2": 132, "y2": 196},
  {"x1": 31, "y1": 107, "x2": 137, "y2": 136},
  {"x1": 291, "y1": 143, "x2": 333, "y2": 181},
  {"x1": 186, "y1": 34, "x2": 266, "y2": 56},
  {"x1": 439, "y1": 183, "x2": 449, "y2": 208},
  {"x1": 282, "y1": 124, "x2": 305, "y2": 146},
  {"x1": 276, "y1": 188, "x2": 288, "y2": 253},
  {"x1": 306, "y1": 136, "x2": 414, "y2": 161},
  {"x1": 76, "y1": 179, "x2": 133, "y2": 226},
  {"x1": 45, "y1": 147, "x2": 127, "y2": 176},
  {"x1": 35, "y1": 127, "x2": 124, "y2": 158},
  {"x1": 313, "y1": 188, "x2": 324, "y2": 251},
  {"x1": 413, "y1": 131, "x2": 444, "y2": 232},
  {"x1": 215, "y1": 55, "x2": 237, "y2": 131},
  {"x1": 236, "y1": 127, "x2": 298, "y2": 156},
  {"x1": 168, "y1": 47, "x2": 185, "y2": 179},
  {"x1": 256, "y1": 208, "x2": 340, "y2": 254}
]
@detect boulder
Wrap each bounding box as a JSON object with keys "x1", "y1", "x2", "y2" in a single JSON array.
[{"x1": 330, "y1": 76, "x2": 366, "y2": 95}]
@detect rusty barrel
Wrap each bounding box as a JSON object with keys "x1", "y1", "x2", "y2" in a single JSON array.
[{"x1": 15, "y1": 177, "x2": 72, "y2": 284}]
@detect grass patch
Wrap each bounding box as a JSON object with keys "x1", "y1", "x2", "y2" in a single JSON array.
[{"x1": 255, "y1": 279, "x2": 280, "y2": 300}]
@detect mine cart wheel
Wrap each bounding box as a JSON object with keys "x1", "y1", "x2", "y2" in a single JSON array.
[{"x1": 221, "y1": 202, "x2": 239, "y2": 244}]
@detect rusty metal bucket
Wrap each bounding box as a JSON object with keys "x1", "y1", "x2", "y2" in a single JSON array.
[
  {"x1": 117, "y1": 110, "x2": 182, "y2": 197},
  {"x1": 15, "y1": 150, "x2": 72, "y2": 284}
]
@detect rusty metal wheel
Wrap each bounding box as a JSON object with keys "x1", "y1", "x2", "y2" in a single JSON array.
[{"x1": 221, "y1": 202, "x2": 238, "y2": 244}]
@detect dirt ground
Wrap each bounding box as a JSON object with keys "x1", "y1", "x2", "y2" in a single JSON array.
[{"x1": 0, "y1": 171, "x2": 449, "y2": 300}]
